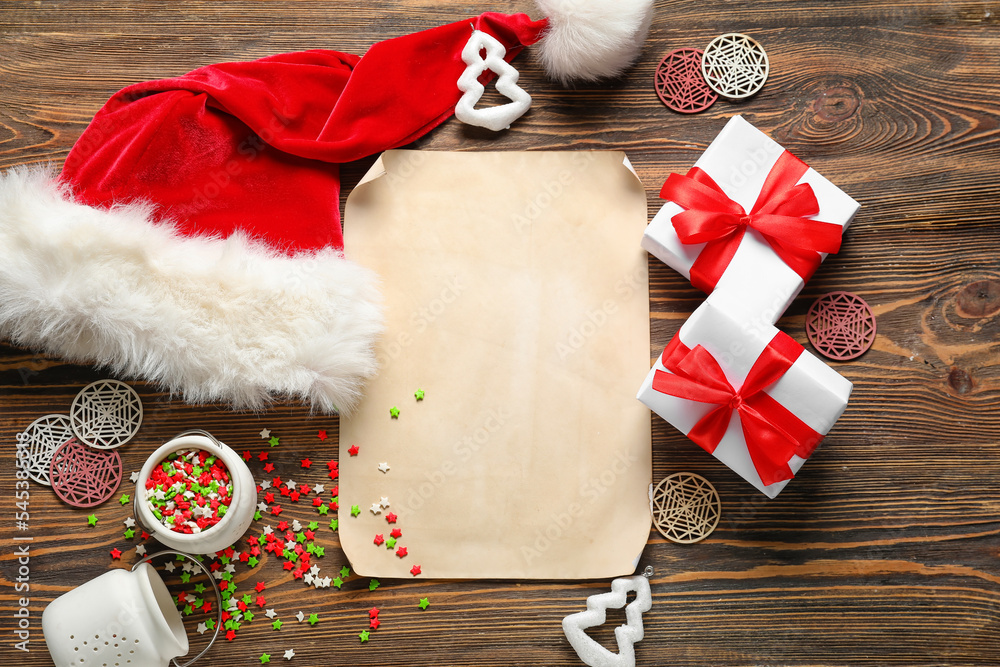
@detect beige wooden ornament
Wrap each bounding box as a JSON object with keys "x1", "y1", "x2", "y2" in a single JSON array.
[{"x1": 651, "y1": 472, "x2": 721, "y2": 543}]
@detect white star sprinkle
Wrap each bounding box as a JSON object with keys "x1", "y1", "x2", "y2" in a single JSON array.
[
  {"x1": 313, "y1": 483, "x2": 325, "y2": 494},
  {"x1": 263, "y1": 525, "x2": 274, "y2": 535},
  {"x1": 265, "y1": 608, "x2": 277, "y2": 619},
  {"x1": 260, "y1": 479, "x2": 272, "y2": 490},
  {"x1": 377, "y1": 462, "x2": 390, "y2": 473},
  {"x1": 284, "y1": 649, "x2": 295, "y2": 660},
  {"x1": 286, "y1": 480, "x2": 297, "y2": 490},
  {"x1": 135, "y1": 544, "x2": 146, "y2": 556},
  {"x1": 291, "y1": 519, "x2": 302, "y2": 532},
  {"x1": 196, "y1": 622, "x2": 207, "y2": 635},
  {"x1": 123, "y1": 516, "x2": 136, "y2": 528},
  {"x1": 129, "y1": 471, "x2": 139, "y2": 483},
  {"x1": 369, "y1": 503, "x2": 382, "y2": 515},
  {"x1": 379, "y1": 496, "x2": 390, "y2": 508},
  {"x1": 295, "y1": 611, "x2": 305, "y2": 623},
  {"x1": 303, "y1": 573, "x2": 314, "y2": 585},
  {"x1": 260, "y1": 428, "x2": 271, "y2": 439},
  {"x1": 164, "y1": 561, "x2": 176, "y2": 573},
  {"x1": 258, "y1": 502, "x2": 269, "y2": 512}
]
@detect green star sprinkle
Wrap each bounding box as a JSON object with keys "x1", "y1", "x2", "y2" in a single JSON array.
[
  {"x1": 314, "y1": 546, "x2": 325, "y2": 557},
  {"x1": 194, "y1": 583, "x2": 206, "y2": 594},
  {"x1": 386, "y1": 537, "x2": 396, "y2": 549},
  {"x1": 268, "y1": 436, "x2": 280, "y2": 447},
  {"x1": 272, "y1": 619, "x2": 283, "y2": 631},
  {"x1": 180, "y1": 572, "x2": 191, "y2": 584},
  {"x1": 308, "y1": 613, "x2": 319, "y2": 625},
  {"x1": 340, "y1": 565, "x2": 350, "y2": 578},
  {"x1": 193, "y1": 598, "x2": 204, "y2": 608},
  {"x1": 253, "y1": 510, "x2": 262, "y2": 521},
  {"x1": 242, "y1": 593, "x2": 253, "y2": 605},
  {"x1": 295, "y1": 531, "x2": 306, "y2": 543},
  {"x1": 369, "y1": 579, "x2": 380, "y2": 591},
  {"x1": 123, "y1": 527, "x2": 135, "y2": 539},
  {"x1": 414, "y1": 388, "x2": 425, "y2": 400},
  {"x1": 351, "y1": 505, "x2": 360, "y2": 517},
  {"x1": 389, "y1": 406, "x2": 400, "y2": 418},
  {"x1": 418, "y1": 597, "x2": 430, "y2": 610},
  {"x1": 244, "y1": 610, "x2": 255, "y2": 622},
  {"x1": 333, "y1": 577, "x2": 343, "y2": 589},
  {"x1": 205, "y1": 618, "x2": 215, "y2": 630},
  {"x1": 247, "y1": 556, "x2": 259, "y2": 568},
  {"x1": 306, "y1": 543, "x2": 317, "y2": 554},
  {"x1": 119, "y1": 493, "x2": 131, "y2": 506},
  {"x1": 308, "y1": 521, "x2": 319, "y2": 531},
  {"x1": 330, "y1": 519, "x2": 339, "y2": 531},
  {"x1": 258, "y1": 534, "x2": 267, "y2": 545},
  {"x1": 317, "y1": 504, "x2": 329, "y2": 515},
  {"x1": 358, "y1": 630, "x2": 370, "y2": 643},
  {"x1": 259, "y1": 653, "x2": 270, "y2": 664},
  {"x1": 87, "y1": 514, "x2": 98, "y2": 526}
]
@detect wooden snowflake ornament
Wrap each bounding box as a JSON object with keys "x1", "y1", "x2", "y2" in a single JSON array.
[
  {"x1": 455, "y1": 29, "x2": 531, "y2": 132},
  {"x1": 562, "y1": 575, "x2": 652, "y2": 667}
]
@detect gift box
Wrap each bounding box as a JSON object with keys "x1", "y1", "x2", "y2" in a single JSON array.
[
  {"x1": 642, "y1": 115, "x2": 860, "y2": 327},
  {"x1": 637, "y1": 300, "x2": 852, "y2": 497}
]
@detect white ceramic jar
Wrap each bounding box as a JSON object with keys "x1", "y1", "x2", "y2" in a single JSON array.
[
  {"x1": 42, "y1": 551, "x2": 221, "y2": 667},
  {"x1": 134, "y1": 430, "x2": 256, "y2": 555}
]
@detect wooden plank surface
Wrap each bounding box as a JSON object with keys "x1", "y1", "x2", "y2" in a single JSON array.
[{"x1": 1, "y1": 1, "x2": 999, "y2": 665}]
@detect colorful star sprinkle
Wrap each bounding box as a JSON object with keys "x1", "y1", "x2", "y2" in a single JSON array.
[
  {"x1": 419, "y1": 597, "x2": 430, "y2": 610},
  {"x1": 308, "y1": 613, "x2": 319, "y2": 625},
  {"x1": 348, "y1": 445, "x2": 359, "y2": 456},
  {"x1": 145, "y1": 448, "x2": 232, "y2": 534},
  {"x1": 269, "y1": 436, "x2": 280, "y2": 447},
  {"x1": 410, "y1": 565, "x2": 422, "y2": 576},
  {"x1": 119, "y1": 492, "x2": 131, "y2": 505},
  {"x1": 110, "y1": 548, "x2": 122, "y2": 560},
  {"x1": 389, "y1": 406, "x2": 400, "y2": 418},
  {"x1": 351, "y1": 505, "x2": 361, "y2": 517},
  {"x1": 369, "y1": 579, "x2": 380, "y2": 591},
  {"x1": 87, "y1": 513, "x2": 98, "y2": 526},
  {"x1": 318, "y1": 430, "x2": 327, "y2": 440},
  {"x1": 358, "y1": 630, "x2": 370, "y2": 643},
  {"x1": 414, "y1": 388, "x2": 425, "y2": 400},
  {"x1": 377, "y1": 462, "x2": 390, "y2": 474},
  {"x1": 259, "y1": 653, "x2": 271, "y2": 664},
  {"x1": 272, "y1": 619, "x2": 283, "y2": 631}
]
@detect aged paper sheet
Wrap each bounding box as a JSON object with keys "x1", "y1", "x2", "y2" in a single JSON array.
[{"x1": 341, "y1": 150, "x2": 651, "y2": 579}]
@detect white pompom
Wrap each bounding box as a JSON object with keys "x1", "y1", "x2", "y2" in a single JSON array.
[{"x1": 535, "y1": 0, "x2": 655, "y2": 85}]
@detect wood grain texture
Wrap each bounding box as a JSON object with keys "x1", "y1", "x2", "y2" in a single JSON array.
[{"x1": 1, "y1": 1, "x2": 999, "y2": 665}]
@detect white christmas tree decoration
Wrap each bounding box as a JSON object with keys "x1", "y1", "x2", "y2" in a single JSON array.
[
  {"x1": 561, "y1": 575, "x2": 652, "y2": 667},
  {"x1": 455, "y1": 29, "x2": 532, "y2": 132}
]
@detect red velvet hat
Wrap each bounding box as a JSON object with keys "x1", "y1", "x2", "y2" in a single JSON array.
[{"x1": 0, "y1": 12, "x2": 545, "y2": 413}]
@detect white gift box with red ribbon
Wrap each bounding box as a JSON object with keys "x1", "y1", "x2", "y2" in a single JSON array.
[
  {"x1": 637, "y1": 300, "x2": 852, "y2": 498},
  {"x1": 642, "y1": 115, "x2": 861, "y2": 327}
]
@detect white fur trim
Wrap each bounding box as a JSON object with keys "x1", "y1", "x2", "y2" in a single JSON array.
[
  {"x1": 535, "y1": 0, "x2": 654, "y2": 85},
  {"x1": 0, "y1": 167, "x2": 383, "y2": 413}
]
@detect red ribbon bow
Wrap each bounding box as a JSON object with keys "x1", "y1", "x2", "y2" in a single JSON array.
[
  {"x1": 659, "y1": 151, "x2": 843, "y2": 294},
  {"x1": 652, "y1": 332, "x2": 823, "y2": 487}
]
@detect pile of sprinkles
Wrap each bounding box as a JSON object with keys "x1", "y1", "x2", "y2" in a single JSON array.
[{"x1": 145, "y1": 448, "x2": 233, "y2": 533}]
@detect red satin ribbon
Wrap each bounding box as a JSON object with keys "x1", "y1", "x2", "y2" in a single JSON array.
[
  {"x1": 652, "y1": 332, "x2": 823, "y2": 487},
  {"x1": 659, "y1": 151, "x2": 843, "y2": 294}
]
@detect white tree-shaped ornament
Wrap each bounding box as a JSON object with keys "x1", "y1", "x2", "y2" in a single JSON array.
[
  {"x1": 455, "y1": 29, "x2": 532, "y2": 132},
  {"x1": 562, "y1": 575, "x2": 653, "y2": 667}
]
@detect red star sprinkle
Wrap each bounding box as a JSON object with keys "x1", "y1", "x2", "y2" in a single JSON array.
[
  {"x1": 110, "y1": 548, "x2": 122, "y2": 560},
  {"x1": 258, "y1": 451, "x2": 268, "y2": 462},
  {"x1": 225, "y1": 629, "x2": 236, "y2": 641},
  {"x1": 348, "y1": 445, "x2": 360, "y2": 456},
  {"x1": 272, "y1": 476, "x2": 282, "y2": 487},
  {"x1": 373, "y1": 534, "x2": 384, "y2": 546},
  {"x1": 410, "y1": 565, "x2": 421, "y2": 576},
  {"x1": 280, "y1": 486, "x2": 290, "y2": 497},
  {"x1": 299, "y1": 484, "x2": 311, "y2": 495},
  {"x1": 255, "y1": 581, "x2": 266, "y2": 593},
  {"x1": 271, "y1": 505, "x2": 282, "y2": 516},
  {"x1": 277, "y1": 520, "x2": 289, "y2": 531},
  {"x1": 328, "y1": 470, "x2": 339, "y2": 480},
  {"x1": 220, "y1": 581, "x2": 229, "y2": 591},
  {"x1": 256, "y1": 596, "x2": 266, "y2": 608},
  {"x1": 141, "y1": 531, "x2": 150, "y2": 540},
  {"x1": 292, "y1": 569, "x2": 304, "y2": 579},
  {"x1": 390, "y1": 528, "x2": 402, "y2": 539},
  {"x1": 369, "y1": 608, "x2": 380, "y2": 618},
  {"x1": 290, "y1": 491, "x2": 300, "y2": 502},
  {"x1": 318, "y1": 430, "x2": 327, "y2": 440},
  {"x1": 221, "y1": 610, "x2": 230, "y2": 621},
  {"x1": 385, "y1": 512, "x2": 398, "y2": 524},
  {"x1": 242, "y1": 450, "x2": 252, "y2": 461},
  {"x1": 264, "y1": 492, "x2": 274, "y2": 503},
  {"x1": 370, "y1": 618, "x2": 381, "y2": 630},
  {"x1": 312, "y1": 497, "x2": 323, "y2": 507},
  {"x1": 201, "y1": 601, "x2": 213, "y2": 613},
  {"x1": 283, "y1": 561, "x2": 295, "y2": 571},
  {"x1": 300, "y1": 458, "x2": 312, "y2": 468},
  {"x1": 327, "y1": 460, "x2": 338, "y2": 470},
  {"x1": 263, "y1": 462, "x2": 275, "y2": 473},
  {"x1": 396, "y1": 546, "x2": 407, "y2": 558}
]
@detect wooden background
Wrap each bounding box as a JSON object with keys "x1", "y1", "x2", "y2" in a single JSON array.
[{"x1": 2, "y1": 1, "x2": 999, "y2": 665}]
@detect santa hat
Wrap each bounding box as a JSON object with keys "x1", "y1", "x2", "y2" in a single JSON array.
[{"x1": 0, "y1": 4, "x2": 652, "y2": 413}]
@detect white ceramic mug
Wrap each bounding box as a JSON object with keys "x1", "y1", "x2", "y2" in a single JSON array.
[
  {"x1": 42, "y1": 550, "x2": 221, "y2": 667},
  {"x1": 134, "y1": 430, "x2": 257, "y2": 555}
]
